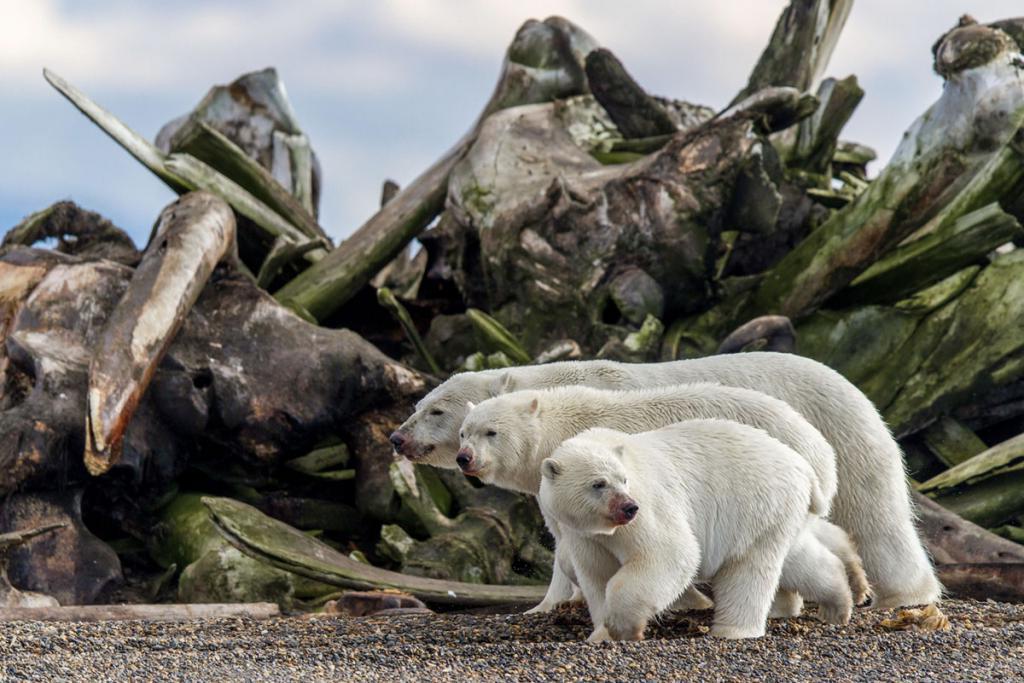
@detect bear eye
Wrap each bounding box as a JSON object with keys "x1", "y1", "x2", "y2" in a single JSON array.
[
  {"x1": 592, "y1": 480, "x2": 607, "y2": 490},
  {"x1": 486, "y1": 429, "x2": 497, "y2": 437},
  {"x1": 429, "y1": 409, "x2": 444, "y2": 416}
]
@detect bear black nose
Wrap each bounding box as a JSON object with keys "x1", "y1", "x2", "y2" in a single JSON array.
[
  {"x1": 389, "y1": 431, "x2": 407, "y2": 452},
  {"x1": 456, "y1": 448, "x2": 474, "y2": 471},
  {"x1": 622, "y1": 503, "x2": 639, "y2": 520}
]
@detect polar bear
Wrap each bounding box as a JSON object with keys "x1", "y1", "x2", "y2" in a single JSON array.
[
  {"x1": 458, "y1": 384, "x2": 868, "y2": 614},
  {"x1": 391, "y1": 352, "x2": 938, "y2": 608},
  {"x1": 540, "y1": 422, "x2": 852, "y2": 640}
]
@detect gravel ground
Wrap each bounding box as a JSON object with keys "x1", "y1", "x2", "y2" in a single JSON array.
[{"x1": 0, "y1": 599, "x2": 1020, "y2": 682}]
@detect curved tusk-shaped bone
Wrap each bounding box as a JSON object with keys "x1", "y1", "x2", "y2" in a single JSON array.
[{"x1": 84, "y1": 191, "x2": 236, "y2": 475}]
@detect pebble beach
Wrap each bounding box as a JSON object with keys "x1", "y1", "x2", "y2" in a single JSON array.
[{"x1": 1, "y1": 599, "x2": 1020, "y2": 681}]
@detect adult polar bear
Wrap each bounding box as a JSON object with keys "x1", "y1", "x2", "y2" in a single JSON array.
[
  {"x1": 390, "y1": 352, "x2": 941, "y2": 608},
  {"x1": 458, "y1": 384, "x2": 869, "y2": 615}
]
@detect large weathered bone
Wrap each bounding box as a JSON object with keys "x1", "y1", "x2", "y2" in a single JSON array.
[
  {"x1": 272, "y1": 17, "x2": 599, "y2": 321},
  {"x1": 204, "y1": 496, "x2": 546, "y2": 607},
  {"x1": 85, "y1": 192, "x2": 236, "y2": 475}
]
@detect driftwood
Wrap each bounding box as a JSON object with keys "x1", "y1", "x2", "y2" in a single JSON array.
[{"x1": 0, "y1": 603, "x2": 280, "y2": 622}]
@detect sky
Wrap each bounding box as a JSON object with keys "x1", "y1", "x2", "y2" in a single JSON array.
[{"x1": 1, "y1": 1, "x2": 1022, "y2": 246}]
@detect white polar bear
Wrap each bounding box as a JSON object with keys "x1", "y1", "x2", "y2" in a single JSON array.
[
  {"x1": 540, "y1": 421, "x2": 851, "y2": 640},
  {"x1": 391, "y1": 352, "x2": 939, "y2": 608},
  {"x1": 458, "y1": 384, "x2": 868, "y2": 615}
]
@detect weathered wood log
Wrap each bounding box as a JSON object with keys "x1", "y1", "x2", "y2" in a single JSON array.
[
  {"x1": 443, "y1": 93, "x2": 765, "y2": 353},
  {"x1": 156, "y1": 68, "x2": 323, "y2": 218},
  {"x1": 935, "y1": 563, "x2": 1024, "y2": 602},
  {"x1": 0, "y1": 243, "x2": 426, "y2": 506},
  {"x1": 151, "y1": 493, "x2": 338, "y2": 606},
  {"x1": 272, "y1": 17, "x2": 599, "y2": 321},
  {"x1": 378, "y1": 287, "x2": 442, "y2": 376},
  {"x1": 465, "y1": 309, "x2": 530, "y2": 365},
  {"x1": 835, "y1": 202, "x2": 1023, "y2": 306},
  {"x1": 920, "y1": 417, "x2": 988, "y2": 468},
  {"x1": 718, "y1": 87, "x2": 819, "y2": 135},
  {"x1": 0, "y1": 603, "x2": 281, "y2": 622},
  {"x1": 169, "y1": 119, "x2": 330, "y2": 244},
  {"x1": 43, "y1": 69, "x2": 322, "y2": 259},
  {"x1": 716, "y1": 315, "x2": 795, "y2": 354},
  {"x1": 85, "y1": 193, "x2": 236, "y2": 475},
  {"x1": 2, "y1": 201, "x2": 140, "y2": 266},
  {"x1": 1, "y1": 490, "x2": 122, "y2": 606},
  {"x1": 914, "y1": 491, "x2": 1024, "y2": 564},
  {"x1": 741, "y1": 23, "x2": 1024, "y2": 322},
  {"x1": 731, "y1": 0, "x2": 854, "y2": 105},
  {"x1": 787, "y1": 75, "x2": 864, "y2": 173},
  {"x1": 798, "y1": 252, "x2": 1024, "y2": 437},
  {"x1": 918, "y1": 433, "x2": 1024, "y2": 527},
  {"x1": 584, "y1": 48, "x2": 676, "y2": 139},
  {"x1": 204, "y1": 496, "x2": 547, "y2": 606}
]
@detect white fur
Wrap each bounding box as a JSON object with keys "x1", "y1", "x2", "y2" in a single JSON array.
[
  {"x1": 460, "y1": 383, "x2": 859, "y2": 613},
  {"x1": 394, "y1": 352, "x2": 939, "y2": 607},
  {"x1": 540, "y1": 421, "x2": 851, "y2": 640}
]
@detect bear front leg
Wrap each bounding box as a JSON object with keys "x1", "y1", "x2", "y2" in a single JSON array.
[
  {"x1": 526, "y1": 514, "x2": 582, "y2": 614},
  {"x1": 778, "y1": 526, "x2": 853, "y2": 625},
  {"x1": 525, "y1": 545, "x2": 580, "y2": 614},
  {"x1": 567, "y1": 537, "x2": 619, "y2": 642},
  {"x1": 603, "y1": 528, "x2": 699, "y2": 641},
  {"x1": 710, "y1": 539, "x2": 788, "y2": 639}
]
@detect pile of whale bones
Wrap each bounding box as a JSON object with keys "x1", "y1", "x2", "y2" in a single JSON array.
[{"x1": 390, "y1": 351, "x2": 943, "y2": 641}]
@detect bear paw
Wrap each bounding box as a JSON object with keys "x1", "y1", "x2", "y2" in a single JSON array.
[
  {"x1": 817, "y1": 599, "x2": 852, "y2": 625},
  {"x1": 768, "y1": 590, "x2": 803, "y2": 618},
  {"x1": 525, "y1": 599, "x2": 559, "y2": 615},
  {"x1": 668, "y1": 587, "x2": 714, "y2": 612},
  {"x1": 710, "y1": 623, "x2": 766, "y2": 639},
  {"x1": 587, "y1": 625, "x2": 611, "y2": 643}
]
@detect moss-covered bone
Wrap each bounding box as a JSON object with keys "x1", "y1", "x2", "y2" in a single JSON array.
[{"x1": 203, "y1": 496, "x2": 546, "y2": 606}]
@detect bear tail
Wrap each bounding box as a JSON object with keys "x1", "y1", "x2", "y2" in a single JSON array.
[{"x1": 808, "y1": 478, "x2": 828, "y2": 516}]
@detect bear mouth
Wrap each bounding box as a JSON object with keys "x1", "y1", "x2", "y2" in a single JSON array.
[
  {"x1": 607, "y1": 513, "x2": 635, "y2": 527},
  {"x1": 460, "y1": 463, "x2": 486, "y2": 477},
  {"x1": 404, "y1": 443, "x2": 436, "y2": 461}
]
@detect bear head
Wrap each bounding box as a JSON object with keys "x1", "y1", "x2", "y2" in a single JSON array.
[
  {"x1": 389, "y1": 370, "x2": 517, "y2": 467},
  {"x1": 539, "y1": 431, "x2": 639, "y2": 536},
  {"x1": 455, "y1": 390, "x2": 542, "y2": 488}
]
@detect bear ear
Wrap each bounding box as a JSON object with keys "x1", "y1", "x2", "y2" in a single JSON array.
[
  {"x1": 466, "y1": 400, "x2": 476, "y2": 411},
  {"x1": 527, "y1": 397, "x2": 539, "y2": 415},
  {"x1": 613, "y1": 445, "x2": 625, "y2": 458},
  {"x1": 541, "y1": 458, "x2": 560, "y2": 479},
  {"x1": 490, "y1": 372, "x2": 516, "y2": 397}
]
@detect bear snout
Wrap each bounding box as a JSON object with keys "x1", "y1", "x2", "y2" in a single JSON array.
[
  {"x1": 390, "y1": 430, "x2": 434, "y2": 460},
  {"x1": 456, "y1": 447, "x2": 478, "y2": 473},
  {"x1": 389, "y1": 430, "x2": 408, "y2": 454},
  {"x1": 610, "y1": 497, "x2": 639, "y2": 525}
]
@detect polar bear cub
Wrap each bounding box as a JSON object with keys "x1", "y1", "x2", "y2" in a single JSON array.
[
  {"x1": 540, "y1": 422, "x2": 852, "y2": 641},
  {"x1": 457, "y1": 384, "x2": 869, "y2": 613}
]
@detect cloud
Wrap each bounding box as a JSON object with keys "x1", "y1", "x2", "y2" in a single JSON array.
[{"x1": 3, "y1": 0, "x2": 1024, "y2": 244}]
